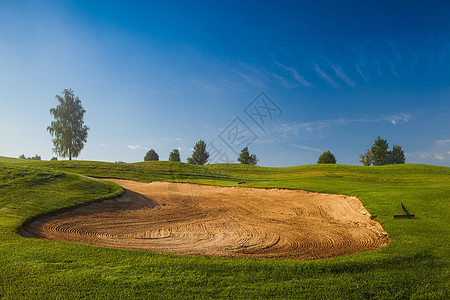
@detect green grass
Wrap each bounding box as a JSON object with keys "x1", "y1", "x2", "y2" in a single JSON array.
[{"x1": 0, "y1": 156, "x2": 449, "y2": 299}]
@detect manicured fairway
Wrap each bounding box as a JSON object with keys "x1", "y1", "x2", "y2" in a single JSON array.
[{"x1": 0, "y1": 157, "x2": 448, "y2": 299}]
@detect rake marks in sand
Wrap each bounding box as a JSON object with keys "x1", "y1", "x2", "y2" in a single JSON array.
[{"x1": 21, "y1": 180, "x2": 389, "y2": 259}]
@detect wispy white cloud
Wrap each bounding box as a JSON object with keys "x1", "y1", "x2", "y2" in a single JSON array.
[
  {"x1": 275, "y1": 113, "x2": 412, "y2": 138},
  {"x1": 160, "y1": 83, "x2": 190, "y2": 97},
  {"x1": 410, "y1": 138, "x2": 450, "y2": 163},
  {"x1": 313, "y1": 63, "x2": 338, "y2": 88},
  {"x1": 331, "y1": 64, "x2": 356, "y2": 87},
  {"x1": 274, "y1": 62, "x2": 313, "y2": 87},
  {"x1": 233, "y1": 61, "x2": 273, "y2": 88},
  {"x1": 254, "y1": 138, "x2": 276, "y2": 144},
  {"x1": 436, "y1": 139, "x2": 450, "y2": 145},
  {"x1": 192, "y1": 79, "x2": 220, "y2": 92},
  {"x1": 386, "y1": 113, "x2": 411, "y2": 125},
  {"x1": 355, "y1": 63, "x2": 368, "y2": 82},
  {"x1": 116, "y1": 83, "x2": 157, "y2": 96},
  {"x1": 291, "y1": 144, "x2": 322, "y2": 152},
  {"x1": 234, "y1": 71, "x2": 264, "y2": 88},
  {"x1": 271, "y1": 73, "x2": 297, "y2": 89},
  {"x1": 276, "y1": 120, "x2": 329, "y2": 135},
  {"x1": 419, "y1": 152, "x2": 431, "y2": 159},
  {"x1": 127, "y1": 145, "x2": 141, "y2": 150},
  {"x1": 175, "y1": 137, "x2": 182, "y2": 141},
  {"x1": 390, "y1": 63, "x2": 400, "y2": 78},
  {"x1": 221, "y1": 79, "x2": 244, "y2": 92},
  {"x1": 375, "y1": 60, "x2": 383, "y2": 76}
]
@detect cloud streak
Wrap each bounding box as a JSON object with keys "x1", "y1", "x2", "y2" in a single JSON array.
[
  {"x1": 234, "y1": 71, "x2": 264, "y2": 88},
  {"x1": 386, "y1": 113, "x2": 411, "y2": 125},
  {"x1": 355, "y1": 63, "x2": 368, "y2": 82},
  {"x1": 291, "y1": 144, "x2": 322, "y2": 152},
  {"x1": 274, "y1": 62, "x2": 313, "y2": 87},
  {"x1": 436, "y1": 139, "x2": 450, "y2": 145},
  {"x1": 127, "y1": 145, "x2": 141, "y2": 150},
  {"x1": 313, "y1": 63, "x2": 338, "y2": 88},
  {"x1": 275, "y1": 113, "x2": 412, "y2": 138},
  {"x1": 331, "y1": 64, "x2": 356, "y2": 87}
]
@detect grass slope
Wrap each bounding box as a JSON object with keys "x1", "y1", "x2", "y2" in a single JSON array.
[{"x1": 0, "y1": 157, "x2": 449, "y2": 299}]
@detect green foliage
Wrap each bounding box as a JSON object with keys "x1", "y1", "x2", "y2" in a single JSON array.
[
  {"x1": 47, "y1": 89, "x2": 89, "y2": 160},
  {"x1": 388, "y1": 145, "x2": 406, "y2": 164},
  {"x1": 50, "y1": 157, "x2": 58, "y2": 161},
  {"x1": 371, "y1": 136, "x2": 389, "y2": 166},
  {"x1": 237, "y1": 147, "x2": 258, "y2": 165},
  {"x1": 0, "y1": 159, "x2": 448, "y2": 298},
  {"x1": 359, "y1": 149, "x2": 372, "y2": 166},
  {"x1": 187, "y1": 140, "x2": 209, "y2": 165},
  {"x1": 169, "y1": 149, "x2": 181, "y2": 162},
  {"x1": 29, "y1": 154, "x2": 41, "y2": 160},
  {"x1": 317, "y1": 150, "x2": 336, "y2": 164},
  {"x1": 369, "y1": 137, "x2": 406, "y2": 166},
  {"x1": 144, "y1": 149, "x2": 159, "y2": 161},
  {"x1": 19, "y1": 154, "x2": 41, "y2": 160}
]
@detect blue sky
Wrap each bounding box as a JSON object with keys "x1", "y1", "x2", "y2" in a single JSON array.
[{"x1": 1, "y1": 0, "x2": 449, "y2": 166}]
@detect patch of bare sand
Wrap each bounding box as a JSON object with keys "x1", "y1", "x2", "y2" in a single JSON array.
[{"x1": 20, "y1": 179, "x2": 389, "y2": 259}]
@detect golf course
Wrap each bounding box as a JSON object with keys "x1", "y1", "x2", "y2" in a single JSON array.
[{"x1": 0, "y1": 156, "x2": 448, "y2": 298}]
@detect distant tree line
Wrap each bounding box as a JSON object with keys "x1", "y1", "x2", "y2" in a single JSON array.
[
  {"x1": 143, "y1": 140, "x2": 259, "y2": 165},
  {"x1": 19, "y1": 154, "x2": 41, "y2": 160},
  {"x1": 145, "y1": 139, "x2": 411, "y2": 166}
]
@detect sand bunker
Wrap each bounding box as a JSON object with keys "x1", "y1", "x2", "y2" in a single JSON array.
[{"x1": 21, "y1": 179, "x2": 389, "y2": 259}]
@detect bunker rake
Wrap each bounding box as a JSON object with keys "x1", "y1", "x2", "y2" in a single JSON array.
[{"x1": 394, "y1": 202, "x2": 415, "y2": 219}]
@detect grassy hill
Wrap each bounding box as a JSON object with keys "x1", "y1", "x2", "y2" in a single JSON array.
[{"x1": 0, "y1": 156, "x2": 448, "y2": 298}]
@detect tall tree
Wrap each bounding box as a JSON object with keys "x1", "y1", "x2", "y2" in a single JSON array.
[
  {"x1": 169, "y1": 149, "x2": 181, "y2": 162},
  {"x1": 187, "y1": 140, "x2": 209, "y2": 165},
  {"x1": 371, "y1": 136, "x2": 389, "y2": 166},
  {"x1": 47, "y1": 89, "x2": 89, "y2": 160},
  {"x1": 317, "y1": 150, "x2": 337, "y2": 164},
  {"x1": 237, "y1": 147, "x2": 258, "y2": 165},
  {"x1": 388, "y1": 145, "x2": 406, "y2": 164},
  {"x1": 359, "y1": 149, "x2": 373, "y2": 166},
  {"x1": 144, "y1": 149, "x2": 159, "y2": 161}
]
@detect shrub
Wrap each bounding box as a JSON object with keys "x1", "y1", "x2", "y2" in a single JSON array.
[
  {"x1": 388, "y1": 145, "x2": 406, "y2": 164},
  {"x1": 317, "y1": 151, "x2": 336, "y2": 164},
  {"x1": 24, "y1": 155, "x2": 41, "y2": 160},
  {"x1": 144, "y1": 149, "x2": 159, "y2": 161},
  {"x1": 237, "y1": 147, "x2": 258, "y2": 165},
  {"x1": 169, "y1": 149, "x2": 181, "y2": 162},
  {"x1": 359, "y1": 149, "x2": 372, "y2": 166}
]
